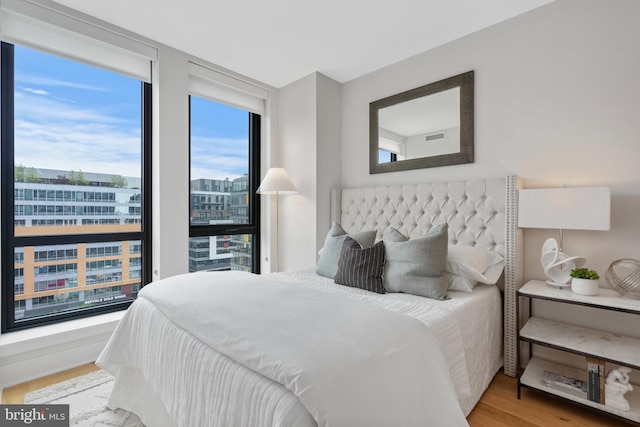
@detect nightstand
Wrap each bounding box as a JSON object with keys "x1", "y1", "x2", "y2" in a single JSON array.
[{"x1": 517, "y1": 279, "x2": 640, "y2": 425}]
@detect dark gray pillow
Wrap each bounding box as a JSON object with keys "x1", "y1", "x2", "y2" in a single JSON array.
[
  {"x1": 316, "y1": 223, "x2": 377, "y2": 279},
  {"x1": 335, "y1": 237, "x2": 385, "y2": 294},
  {"x1": 383, "y1": 224, "x2": 449, "y2": 300}
]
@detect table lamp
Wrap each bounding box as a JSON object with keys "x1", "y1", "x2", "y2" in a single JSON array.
[{"x1": 518, "y1": 186, "x2": 610, "y2": 288}]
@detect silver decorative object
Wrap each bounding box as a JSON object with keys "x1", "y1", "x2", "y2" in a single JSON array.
[{"x1": 606, "y1": 259, "x2": 640, "y2": 299}]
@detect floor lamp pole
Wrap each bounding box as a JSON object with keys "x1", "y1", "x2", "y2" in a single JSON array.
[
  {"x1": 275, "y1": 190, "x2": 279, "y2": 272},
  {"x1": 257, "y1": 168, "x2": 297, "y2": 272}
]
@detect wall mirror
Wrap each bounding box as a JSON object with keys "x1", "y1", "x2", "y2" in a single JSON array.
[{"x1": 370, "y1": 71, "x2": 474, "y2": 174}]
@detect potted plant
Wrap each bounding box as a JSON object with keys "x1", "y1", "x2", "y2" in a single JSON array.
[{"x1": 570, "y1": 268, "x2": 600, "y2": 296}]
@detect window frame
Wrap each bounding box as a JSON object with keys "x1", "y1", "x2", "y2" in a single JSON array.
[
  {"x1": 188, "y1": 96, "x2": 261, "y2": 273},
  {"x1": 0, "y1": 41, "x2": 153, "y2": 332}
]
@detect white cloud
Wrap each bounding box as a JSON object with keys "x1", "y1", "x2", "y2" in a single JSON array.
[
  {"x1": 190, "y1": 135, "x2": 248, "y2": 180},
  {"x1": 16, "y1": 91, "x2": 127, "y2": 124},
  {"x1": 15, "y1": 74, "x2": 109, "y2": 92},
  {"x1": 21, "y1": 87, "x2": 50, "y2": 96},
  {"x1": 15, "y1": 119, "x2": 142, "y2": 177},
  {"x1": 13, "y1": 91, "x2": 248, "y2": 182},
  {"x1": 14, "y1": 92, "x2": 142, "y2": 177}
]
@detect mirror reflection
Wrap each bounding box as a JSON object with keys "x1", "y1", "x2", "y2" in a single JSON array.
[
  {"x1": 378, "y1": 87, "x2": 460, "y2": 163},
  {"x1": 370, "y1": 71, "x2": 474, "y2": 174}
]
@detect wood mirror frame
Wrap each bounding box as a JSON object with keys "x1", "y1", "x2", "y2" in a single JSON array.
[{"x1": 369, "y1": 70, "x2": 474, "y2": 174}]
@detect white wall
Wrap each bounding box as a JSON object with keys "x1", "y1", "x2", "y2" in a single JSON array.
[
  {"x1": 405, "y1": 127, "x2": 460, "y2": 158},
  {"x1": 152, "y1": 45, "x2": 190, "y2": 280},
  {"x1": 339, "y1": 0, "x2": 640, "y2": 359},
  {"x1": 341, "y1": 0, "x2": 640, "y2": 286},
  {"x1": 315, "y1": 74, "x2": 342, "y2": 255},
  {"x1": 278, "y1": 72, "x2": 342, "y2": 271},
  {"x1": 279, "y1": 74, "x2": 317, "y2": 271}
]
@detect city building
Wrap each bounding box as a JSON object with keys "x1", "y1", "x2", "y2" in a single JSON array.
[
  {"x1": 14, "y1": 168, "x2": 250, "y2": 319},
  {"x1": 13, "y1": 168, "x2": 142, "y2": 319},
  {"x1": 188, "y1": 174, "x2": 252, "y2": 273}
]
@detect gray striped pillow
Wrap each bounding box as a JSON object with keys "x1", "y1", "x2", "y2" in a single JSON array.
[{"x1": 334, "y1": 237, "x2": 385, "y2": 294}]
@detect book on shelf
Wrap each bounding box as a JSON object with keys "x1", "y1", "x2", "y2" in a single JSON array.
[
  {"x1": 586, "y1": 357, "x2": 606, "y2": 404},
  {"x1": 541, "y1": 370, "x2": 588, "y2": 398},
  {"x1": 588, "y1": 368, "x2": 599, "y2": 402}
]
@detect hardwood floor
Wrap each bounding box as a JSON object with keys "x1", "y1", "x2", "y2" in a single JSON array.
[
  {"x1": 468, "y1": 374, "x2": 621, "y2": 427},
  {"x1": 1, "y1": 365, "x2": 623, "y2": 426},
  {"x1": 1, "y1": 363, "x2": 100, "y2": 404}
]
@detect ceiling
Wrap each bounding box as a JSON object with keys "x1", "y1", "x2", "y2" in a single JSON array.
[{"x1": 51, "y1": 0, "x2": 555, "y2": 88}]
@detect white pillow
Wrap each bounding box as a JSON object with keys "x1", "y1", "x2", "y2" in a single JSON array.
[
  {"x1": 446, "y1": 245, "x2": 504, "y2": 285},
  {"x1": 445, "y1": 273, "x2": 477, "y2": 293}
]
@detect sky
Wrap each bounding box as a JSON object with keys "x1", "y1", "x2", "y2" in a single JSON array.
[
  {"x1": 13, "y1": 44, "x2": 249, "y2": 183},
  {"x1": 190, "y1": 96, "x2": 249, "y2": 182}
]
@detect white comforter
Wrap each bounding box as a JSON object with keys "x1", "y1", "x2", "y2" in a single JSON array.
[{"x1": 102, "y1": 271, "x2": 468, "y2": 427}]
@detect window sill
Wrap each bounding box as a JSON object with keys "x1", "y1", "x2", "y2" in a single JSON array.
[{"x1": 0, "y1": 310, "x2": 124, "y2": 358}]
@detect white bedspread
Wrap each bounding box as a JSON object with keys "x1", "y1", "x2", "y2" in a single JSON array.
[
  {"x1": 98, "y1": 269, "x2": 504, "y2": 426},
  {"x1": 100, "y1": 270, "x2": 468, "y2": 427},
  {"x1": 98, "y1": 272, "x2": 467, "y2": 426},
  {"x1": 275, "y1": 269, "x2": 502, "y2": 416}
]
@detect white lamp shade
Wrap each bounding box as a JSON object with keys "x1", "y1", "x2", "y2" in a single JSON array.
[
  {"x1": 256, "y1": 168, "x2": 297, "y2": 194},
  {"x1": 518, "y1": 186, "x2": 610, "y2": 231}
]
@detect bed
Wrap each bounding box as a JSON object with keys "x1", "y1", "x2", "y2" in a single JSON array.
[{"x1": 97, "y1": 176, "x2": 523, "y2": 427}]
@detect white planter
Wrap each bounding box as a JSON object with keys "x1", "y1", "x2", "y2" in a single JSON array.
[{"x1": 571, "y1": 278, "x2": 599, "y2": 296}]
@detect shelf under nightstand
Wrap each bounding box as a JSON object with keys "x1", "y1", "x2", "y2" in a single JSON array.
[
  {"x1": 520, "y1": 357, "x2": 640, "y2": 424},
  {"x1": 517, "y1": 280, "x2": 640, "y2": 425}
]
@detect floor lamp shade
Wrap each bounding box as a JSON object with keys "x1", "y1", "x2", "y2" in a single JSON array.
[
  {"x1": 257, "y1": 168, "x2": 297, "y2": 272},
  {"x1": 256, "y1": 168, "x2": 297, "y2": 194}
]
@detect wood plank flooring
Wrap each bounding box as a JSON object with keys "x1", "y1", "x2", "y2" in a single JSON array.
[
  {"x1": 468, "y1": 374, "x2": 622, "y2": 427},
  {"x1": 1, "y1": 365, "x2": 624, "y2": 426},
  {"x1": 1, "y1": 363, "x2": 100, "y2": 405}
]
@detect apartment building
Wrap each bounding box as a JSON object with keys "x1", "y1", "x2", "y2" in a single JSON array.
[{"x1": 14, "y1": 168, "x2": 250, "y2": 320}]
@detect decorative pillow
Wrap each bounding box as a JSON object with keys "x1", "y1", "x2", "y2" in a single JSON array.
[
  {"x1": 446, "y1": 245, "x2": 504, "y2": 285},
  {"x1": 334, "y1": 237, "x2": 385, "y2": 294},
  {"x1": 445, "y1": 273, "x2": 477, "y2": 293},
  {"x1": 383, "y1": 224, "x2": 449, "y2": 300},
  {"x1": 316, "y1": 223, "x2": 377, "y2": 279}
]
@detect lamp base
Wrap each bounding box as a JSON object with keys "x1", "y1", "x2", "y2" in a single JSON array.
[
  {"x1": 545, "y1": 280, "x2": 571, "y2": 289},
  {"x1": 541, "y1": 238, "x2": 587, "y2": 291}
]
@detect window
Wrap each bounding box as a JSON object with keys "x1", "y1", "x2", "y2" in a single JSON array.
[
  {"x1": 187, "y1": 63, "x2": 267, "y2": 274},
  {"x1": 1, "y1": 41, "x2": 152, "y2": 331},
  {"x1": 189, "y1": 90, "x2": 261, "y2": 273},
  {"x1": 378, "y1": 149, "x2": 398, "y2": 164}
]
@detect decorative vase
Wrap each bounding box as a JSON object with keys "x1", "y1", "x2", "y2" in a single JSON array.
[{"x1": 571, "y1": 278, "x2": 599, "y2": 296}]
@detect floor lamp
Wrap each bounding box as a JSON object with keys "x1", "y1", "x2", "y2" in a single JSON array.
[{"x1": 257, "y1": 168, "x2": 297, "y2": 272}]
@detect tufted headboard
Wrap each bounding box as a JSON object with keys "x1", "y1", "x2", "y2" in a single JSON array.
[{"x1": 330, "y1": 176, "x2": 523, "y2": 377}]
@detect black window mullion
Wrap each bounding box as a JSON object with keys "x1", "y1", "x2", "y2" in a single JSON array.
[
  {"x1": 141, "y1": 82, "x2": 153, "y2": 289},
  {"x1": 249, "y1": 113, "x2": 261, "y2": 273},
  {"x1": 189, "y1": 224, "x2": 258, "y2": 239},
  {"x1": 1, "y1": 42, "x2": 16, "y2": 332},
  {"x1": 14, "y1": 232, "x2": 145, "y2": 248}
]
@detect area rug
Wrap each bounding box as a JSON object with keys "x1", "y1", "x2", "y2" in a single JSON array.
[{"x1": 24, "y1": 369, "x2": 145, "y2": 427}]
